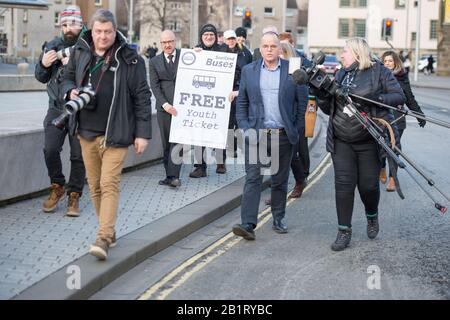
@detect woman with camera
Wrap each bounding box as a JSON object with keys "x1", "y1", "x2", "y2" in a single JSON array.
[
  {"x1": 380, "y1": 51, "x2": 426, "y2": 192},
  {"x1": 313, "y1": 38, "x2": 405, "y2": 251}
]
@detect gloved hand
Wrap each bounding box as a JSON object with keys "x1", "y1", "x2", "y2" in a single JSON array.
[
  {"x1": 309, "y1": 86, "x2": 328, "y2": 99},
  {"x1": 418, "y1": 117, "x2": 426, "y2": 128},
  {"x1": 335, "y1": 87, "x2": 349, "y2": 105}
]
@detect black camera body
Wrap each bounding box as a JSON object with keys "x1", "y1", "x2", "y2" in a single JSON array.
[
  {"x1": 52, "y1": 85, "x2": 96, "y2": 129},
  {"x1": 294, "y1": 51, "x2": 340, "y2": 96}
]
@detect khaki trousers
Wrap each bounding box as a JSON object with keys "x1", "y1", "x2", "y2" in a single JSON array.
[{"x1": 78, "y1": 135, "x2": 128, "y2": 244}]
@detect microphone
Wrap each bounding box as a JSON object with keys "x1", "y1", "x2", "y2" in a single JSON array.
[{"x1": 292, "y1": 68, "x2": 309, "y2": 86}]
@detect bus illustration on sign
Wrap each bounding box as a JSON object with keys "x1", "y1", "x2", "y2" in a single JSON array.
[{"x1": 192, "y1": 75, "x2": 216, "y2": 89}]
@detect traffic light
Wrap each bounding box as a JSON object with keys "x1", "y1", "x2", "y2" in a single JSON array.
[
  {"x1": 382, "y1": 18, "x2": 393, "y2": 39},
  {"x1": 242, "y1": 9, "x2": 252, "y2": 29}
]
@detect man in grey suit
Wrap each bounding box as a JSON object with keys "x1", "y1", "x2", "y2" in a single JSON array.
[
  {"x1": 149, "y1": 30, "x2": 182, "y2": 187},
  {"x1": 232, "y1": 32, "x2": 308, "y2": 240}
]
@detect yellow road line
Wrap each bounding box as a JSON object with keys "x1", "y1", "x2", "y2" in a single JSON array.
[{"x1": 138, "y1": 154, "x2": 332, "y2": 300}]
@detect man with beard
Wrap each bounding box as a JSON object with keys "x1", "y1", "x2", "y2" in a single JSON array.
[{"x1": 35, "y1": 5, "x2": 86, "y2": 217}]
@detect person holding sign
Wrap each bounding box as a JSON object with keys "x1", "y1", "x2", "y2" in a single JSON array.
[
  {"x1": 189, "y1": 24, "x2": 240, "y2": 178},
  {"x1": 232, "y1": 32, "x2": 308, "y2": 240},
  {"x1": 149, "y1": 30, "x2": 182, "y2": 188}
]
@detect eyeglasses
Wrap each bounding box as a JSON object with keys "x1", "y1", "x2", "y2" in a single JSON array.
[{"x1": 160, "y1": 40, "x2": 175, "y2": 45}]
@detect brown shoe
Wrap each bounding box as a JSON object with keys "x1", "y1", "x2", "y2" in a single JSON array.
[
  {"x1": 66, "y1": 192, "x2": 80, "y2": 217},
  {"x1": 289, "y1": 181, "x2": 306, "y2": 199},
  {"x1": 89, "y1": 238, "x2": 109, "y2": 260},
  {"x1": 189, "y1": 167, "x2": 207, "y2": 178},
  {"x1": 216, "y1": 164, "x2": 226, "y2": 174},
  {"x1": 379, "y1": 168, "x2": 387, "y2": 184},
  {"x1": 43, "y1": 183, "x2": 65, "y2": 213},
  {"x1": 386, "y1": 177, "x2": 395, "y2": 192}
]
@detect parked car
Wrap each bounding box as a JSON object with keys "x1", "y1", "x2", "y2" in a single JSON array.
[
  {"x1": 418, "y1": 55, "x2": 437, "y2": 73},
  {"x1": 320, "y1": 54, "x2": 341, "y2": 75}
]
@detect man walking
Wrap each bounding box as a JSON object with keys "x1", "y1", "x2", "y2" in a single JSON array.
[
  {"x1": 232, "y1": 32, "x2": 308, "y2": 240},
  {"x1": 62, "y1": 9, "x2": 152, "y2": 260},
  {"x1": 148, "y1": 30, "x2": 182, "y2": 188},
  {"x1": 35, "y1": 5, "x2": 86, "y2": 217}
]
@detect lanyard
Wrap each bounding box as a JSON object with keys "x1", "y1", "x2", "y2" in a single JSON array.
[{"x1": 88, "y1": 57, "x2": 106, "y2": 91}]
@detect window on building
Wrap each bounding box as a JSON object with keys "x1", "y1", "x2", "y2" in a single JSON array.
[
  {"x1": 95, "y1": 0, "x2": 102, "y2": 6},
  {"x1": 65, "y1": 0, "x2": 72, "y2": 3},
  {"x1": 55, "y1": 0, "x2": 61, "y2": 3},
  {"x1": 23, "y1": 10, "x2": 28, "y2": 22},
  {"x1": 354, "y1": 19, "x2": 366, "y2": 37},
  {"x1": 0, "y1": 16, "x2": 5, "y2": 28},
  {"x1": 411, "y1": 32, "x2": 416, "y2": 41},
  {"x1": 169, "y1": 20, "x2": 182, "y2": 32},
  {"x1": 395, "y1": 0, "x2": 406, "y2": 8},
  {"x1": 264, "y1": 7, "x2": 275, "y2": 17},
  {"x1": 54, "y1": 12, "x2": 60, "y2": 26},
  {"x1": 430, "y1": 20, "x2": 437, "y2": 39},
  {"x1": 171, "y1": 2, "x2": 181, "y2": 9},
  {"x1": 340, "y1": 0, "x2": 351, "y2": 7},
  {"x1": 339, "y1": 19, "x2": 350, "y2": 38},
  {"x1": 356, "y1": 0, "x2": 367, "y2": 7},
  {"x1": 22, "y1": 34, "x2": 28, "y2": 47}
]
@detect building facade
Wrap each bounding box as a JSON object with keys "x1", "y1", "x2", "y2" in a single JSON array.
[
  {"x1": 0, "y1": 0, "x2": 112, "y2": 61},
  {"x1": 437, "y1": 0, "x2": 450, "y2": 75},
  {"x1": 308, "y1": 0, "x2": 439, "y2": 57},
  {"x1": 139, "y1": 0, "x2": 298, "y2": 52}
]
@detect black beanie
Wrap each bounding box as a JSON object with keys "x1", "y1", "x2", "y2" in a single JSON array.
[
  {"x1": 235, "y1": 27, "x2": 247, "y2": 39},
  {"x1": 199, "y1": 24, "x2": 218, "y2": 49}
]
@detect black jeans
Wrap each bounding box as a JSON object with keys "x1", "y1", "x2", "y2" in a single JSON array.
[
  {"x1": 157, "y1": 111, "x2": 182, "y2": 179},
  {"x1": 194, "y1": 102, "x2": 237, "y2": 169},
  {"x1": 43, "y1": 108, "x2": 86, "y2": 195},
  {"x1": 290, "y1": 128, "x2": 310, "y2": 184},
  {"x1": 331, "y1": 138, "x2": 381, "y2": 228}
]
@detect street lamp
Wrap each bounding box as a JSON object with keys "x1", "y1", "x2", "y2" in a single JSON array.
[{"x1": 414, "y1": 0, "x2": 422, "y2": 82}]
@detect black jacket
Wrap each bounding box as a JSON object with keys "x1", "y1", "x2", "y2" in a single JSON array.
[
  {"x1": 61, "y1": 31, "x2": 152, "y2": 147},
  {"x1": 394, "y1": 70, "x2": 424, "y2": 130},
  {"x1": 317, "y1": 61, "x2": 405, "y2": 153},
  {"x1": 35, "y1": 37, "x2": 68, "y2": 111}
]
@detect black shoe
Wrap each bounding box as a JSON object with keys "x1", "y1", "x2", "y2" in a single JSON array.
[
  {"x1": 272, "y1": 219, "x2": 288, "y2": 234},
  {"x1": 158, "y1": 178, "x2": 172, "y2": 186},
  {"x1": 367, "y1": 217, "x2": 379, "y2": 239},
  {"x1": 170, "y1": 178, "x2": 181, "y2": 188},
  {"x1": 189, "y1": 167, "x2": 207, "y2": 178},
  {"x1": 331, "y1": 228, "x2": 352, "y2": 251},
  {"x1": 232, "y1": 223, "x2": 255, "y2": 240}
]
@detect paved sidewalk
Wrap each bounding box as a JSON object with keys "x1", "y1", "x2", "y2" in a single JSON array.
[
  {"x1": 409, "y1": 74, "x2": 450, "y2": 90},
  {"x1": 0, "y1": 157, "x2": 246, "y2": 299}
]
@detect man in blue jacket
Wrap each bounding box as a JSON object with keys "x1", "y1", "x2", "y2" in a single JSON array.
[{"x1": 232, "y1": 32, "x2": 308, "y2": 240}]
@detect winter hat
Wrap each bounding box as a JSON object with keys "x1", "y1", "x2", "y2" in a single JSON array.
[
  {"x1": 235, "y1": 27, "x2": 247, "y2": 39},
  {"x1": 224, "y1": 30, "x2": 237, "y2": 40},
  {"x1": 200, "y1": 24, "x2": 217, "y2": 38},
  {"x1": 60, "y1": 5, "x2": 83, "y2": 29}
]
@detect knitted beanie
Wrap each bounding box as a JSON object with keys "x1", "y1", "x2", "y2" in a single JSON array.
[{"x1": 60, "y1": 5, "x2": 83, "y2": 28}]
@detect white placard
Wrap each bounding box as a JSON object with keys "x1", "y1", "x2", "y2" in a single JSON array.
[{"x1": 169, "y1": 49, "x2": 237, "y2": 149}]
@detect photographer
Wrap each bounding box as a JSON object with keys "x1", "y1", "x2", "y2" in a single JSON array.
[
  {"x1": 35, "y1": 5, "x2": 86, "y2": 217},
  {"x1": 61, "y1": 9, "x2": 152, "y2": 260},
  {"x1": 313, "y1": 38, "x2": 405, "y2": 251}
]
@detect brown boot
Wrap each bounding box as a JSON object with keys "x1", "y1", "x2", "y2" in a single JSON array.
[
  {"x1": 379, "y1": 168, "x2": 387, "y2": 184},
  {"x1": 289, "y1": 181, "x2": 306, "y2": 199},
  {"x1": 66, "y1": 192, "x2": 80, "y2": 217},
  {"x1": 216, "y1": 164, "x2": 226, "y2": 174},
  {"x1": 43, "y1": 183, "x2": 65, "y2": 213},
  {"x1": 386, "y1": 177, "x2": 395, "y2": 192}
]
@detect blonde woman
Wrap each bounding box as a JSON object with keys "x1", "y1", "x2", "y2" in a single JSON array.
[{"x1": 314, "y1": 38, "x2": 405, "y2": 251}]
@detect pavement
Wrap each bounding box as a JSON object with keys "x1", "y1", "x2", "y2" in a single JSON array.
[
  {"x1": 409, "y1": 73, "x2": 450, "y2": 90},
  {"x1": 0, "y1": 114, "x2": 325, "y2": 300}
]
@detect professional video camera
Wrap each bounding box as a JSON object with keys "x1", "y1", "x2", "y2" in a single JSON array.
[
  {"x1": 292, "y1": 51, "x2": 340, "y2": 96},
  {"x1": 52, "y1": 85, "x2": 96, "y2": 129}
]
